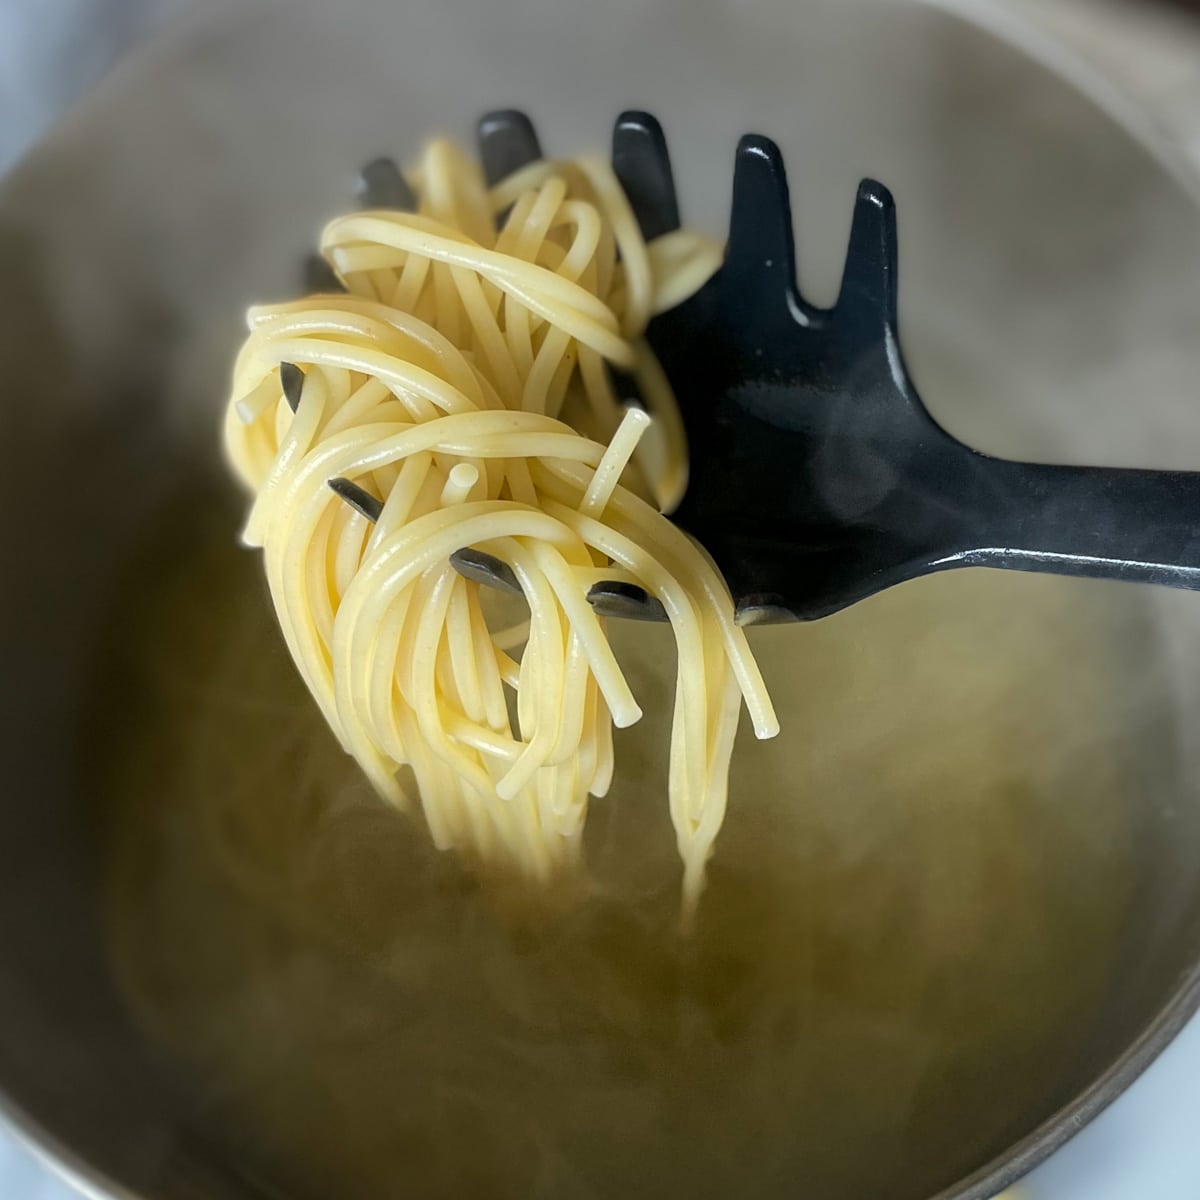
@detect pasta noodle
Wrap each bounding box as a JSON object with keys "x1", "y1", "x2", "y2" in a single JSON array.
[{"x1": 223, "y1": 137, "x2": 778, "y2": 919}]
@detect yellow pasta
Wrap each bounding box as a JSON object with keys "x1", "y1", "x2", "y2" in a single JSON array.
[{"x1": 223, "y1": 136, "x2": 778, "y2": 920}]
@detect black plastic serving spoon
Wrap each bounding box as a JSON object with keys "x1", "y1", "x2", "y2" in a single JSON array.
[{"x1": 322, "y1": 109, "x2": 1200, "y2": 625}]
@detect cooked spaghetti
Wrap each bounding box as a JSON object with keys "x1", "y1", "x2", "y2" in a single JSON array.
[{"x1": 223, "y1": 137, "x2": 778, "y2": 916}]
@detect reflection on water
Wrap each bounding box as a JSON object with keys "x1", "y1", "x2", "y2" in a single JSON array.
[{"x1": 98, "y1": 496, "x2": 1163, "y2": 1200}]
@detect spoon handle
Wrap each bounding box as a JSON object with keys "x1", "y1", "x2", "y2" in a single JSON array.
[{"x1": 962, "y1": 457, "x2": 1200, "y2": 590}]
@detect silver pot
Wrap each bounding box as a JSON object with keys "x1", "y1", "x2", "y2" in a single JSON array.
[{"x1": 1, "y1": 2, "x2": 1200, "y2": 1198}]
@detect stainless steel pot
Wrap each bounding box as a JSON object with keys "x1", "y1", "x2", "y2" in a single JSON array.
[{"x1": 2, "y1": 2, "x2": 1200, "y2": 1198}]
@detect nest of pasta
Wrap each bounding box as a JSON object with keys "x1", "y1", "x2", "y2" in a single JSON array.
[{"x1": 225, "y1": 138, "x2": 777, "y2": 920}]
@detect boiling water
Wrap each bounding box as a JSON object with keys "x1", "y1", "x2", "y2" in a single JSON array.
[{"x1": 97, "y1": 498, "x2": 1162, "y2": 1200}]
